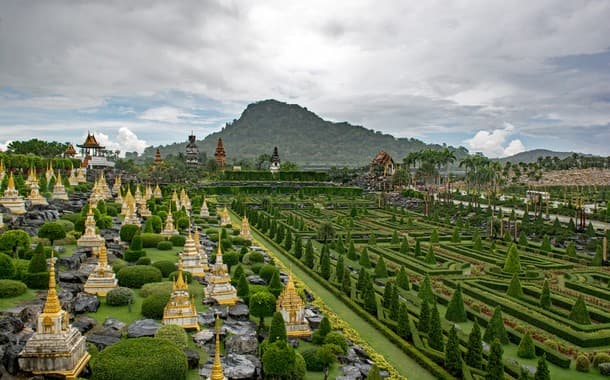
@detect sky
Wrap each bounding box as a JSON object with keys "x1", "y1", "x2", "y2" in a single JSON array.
[{"x1": 1, "y1": 1, "x2": 609, "y2": 158}]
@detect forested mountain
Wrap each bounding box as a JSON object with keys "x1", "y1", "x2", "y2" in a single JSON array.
[
  {"x1": 142, "y1": 99, "x2": 468, "y2": 168},
  {"x1": 497, "y1": 149, "x2": 577, "y2": 164}
]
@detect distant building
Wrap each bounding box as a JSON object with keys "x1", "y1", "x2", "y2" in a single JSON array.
[
  {"x1": 64, "y1": 144, "x2": 77, "y2": 158},
  {"x1": 153, "y1": 148, "x2": 164, "y2": 166},
  {"x1": 270, "y1": 146, "x2": 281, "y2": 174},
  {"x1": 185, "y1": 133, "x2": 199, "y2": 168},
  {"x1": 77, "y1": 132, "x2": 114, "y2": 169},
  {"x1": 371, "y1": 151, "x2": 395, "y2": 176},
  {"x1": 214, "y1": 138, "x2": 226, "y2": 169}
]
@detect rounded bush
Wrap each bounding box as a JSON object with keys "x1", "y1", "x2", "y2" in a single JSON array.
[
  {"x1": 106, "y1": 287, "x2": 135, "y2": 306},
  {"x1": 136, "y1": 257, "x2": 151, "y2": 265},
  {"x1": 91, "y1": 337, "x2": 187, "y2": 380},
  {"x1": 112, "y1": 259, "x2": 128, "y2": 274},
  {"x1": 576, "y1": 355, "x2": 590, "y2": 372},
  {"x1": 324, "y1": 332, "x2": 348, "y2": 354},
  {"x1": 251, "y1": 263, "x2": 263, "y2": 274},
  {"x1": 258, "y1": 264, "x2": 278, "y2": 283},
  {"x1": 152, "y1": 260, "x2": 176, "y2": 277},
  {"x1": 139, "y1": 282, "x2": 173, "y2": 298},
  {"x1": 302, "y1": 348, "x2": 323, "y2": 371},
  {"x1": 140, "y1": 233, "x2": 165, "y2": 248},
  {"x1": 24, "y1": 272, "x2": 50, "y2": 289},
  {"x1": 124, "y1": 249, "x2": 146, "y2": 263},
  {"x1": 0, "y1": 279, "x2": 27, "y2": 298},
  {"x1": 593, "y1": 353, "x2": 610, "y2": 368},
  {"x1": 119, "y1": 224, "x2": 140, "y2": 243},
  {"x1": 117, "y1": 265, "x2": 162, "y2": 288},
  {"x1": 245, "y1": 251, "x2": 265, "y2": 264},
  {"x1": 168, "y1": 270, "x2": 193, "y2": 284},
  {"x1": 154, "y1": 324, "x2": 188, "y2": 349},
  {"x1": 0, "y1": 252, "x2": 17, "y2": 279},
  {"x1": 156, "y1": 241, "x2": 173, "y2": 251},
  {"x1": 141, "y1": 293, "x2": 170, "y2": 319},
  {"x1": 169, "y1": 235, "x2": 186, "y2": 247},
  {"x1": 56, "y1": 219, "x2": 75, "y2": 232},
  {"x1": 105, "y1": 204, "x2": 119, "y2": 217}
]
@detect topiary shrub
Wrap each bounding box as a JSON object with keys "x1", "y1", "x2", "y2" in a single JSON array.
[
  {"x1": 156, "y1": 241, "x2": 173, "y2": 251},
  {"x1": 56, "y1": 219, "x2": 75, "y2": 232},
  {"x1": 258, "y1": 264, "x2": 278, "y2": 283},
  {"x1": 0, "y1": 279, "x2": 27, "y2": 298},
  {"x1": 24, "y1": 272, "x2": 50, "y2": 289},
  {"x1": 323, "y1": 332, "x2": 347, "y2": 354},
  {"x1": 139, "y1": 282, "x2": 173, "y2": 298},
  {"x1": 251, "y1": 263, "x2": 263, "y2": 274},
  {"x1": 168, "y1": 271, "x2": 193, "y2": 284},
  {"x1": 302, "y1": 348, "x2": 324, "y2": 371},
  {"x1": 112, "y1": 259, "x2": 128, "y2": 274},
  {"x1": 244, "y1": 251, "x2": 265, "y2": 264},
  {"x1": 119, "y1": 224, "x2": 140, "y2": 243},
  {"x1": 152, "y1": 260, "x2": 176, "y2": 277},
  {"x1": 141, "y1": 293, "x2": 170, "y2": 319},
  {"x1": 593, "y1": 353, "x2": 610, "y2": 368},
  {"x1": 0, "y1": 252, "x2": 17, "y2": 279},
  {"x1": 106, "y1": 287, "x2": 135, "y2": 306},
  {"x1": 169, "y1": 235, "x2": 186, "y2": 247},
  {"x1": 576, "y1": 354, "x2": 590, "y2": 372},
  {"x1": 124, "y1": 249, "x2": 146, "y2": 263},
  {"x1": 140, "y1": 233, "x2": 165, "y2": 248},
  {"x1": 136, "y1": 257, "x2": 151, "y2": 265},
  {"x1": 91, "y1": 337, "x2": 187, "y2": 380},
  {"x1": 154, "y1": 324, "x2": 188, "y2": 349},
  {"x1": 117, "y1": 265, "x2": 162, "y2": 288}
]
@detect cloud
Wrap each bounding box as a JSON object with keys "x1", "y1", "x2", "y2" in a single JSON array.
[
  {"x1": 464, "y1": 123, "x2": 525, "y2": 157},
  {"x1": 92, "y1": 127, "x2": 147, "y2": 156},
  {"x1": 0, "y1": 140, "x2": 12, "y2": 152},
  {"x1": 139, "y1": 106, "x2": 197, "y2": 123}
]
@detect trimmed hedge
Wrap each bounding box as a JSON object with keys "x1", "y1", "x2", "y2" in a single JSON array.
[
  {"x1": 140, "y1": 233, "x2": 165, "y2": 248},
  {"x1": 136, "y1": 257, "x2": 151, "y2": 265},
  {"x1": 152, "y1": 260, "x2": 176, "y2": 277},
  {"x1": 155, "y1": 324, "x2": 188, "y2": 349},
  {"x1": 0, "y1": 279, "x2": 27, "y2": 298},
  {"x1": 117, "y1": 266, "x2": 162, "y2": 288},
  {"x1": 141, "y1": 293, "x2": 170, "y2": 319},
  {"x1": 91, "y1": 337, "x2": 187, "y2": 380},
  {"x1": 0, "y1": 252, "x2": 17, "y2": 279},
  {"x1": 139, "y1": 282, "x2": 173, "y2": 298},
  {"x1": 106, "y1": 287, "x2": 135, "y2": 306},
  {"x1": 119, "y1": 224, "x2": 140, "y2": 242},
  {"x1": 24, "y1": 272, "x2": 49, "y2": 290},
  {"x1": 169, "y1": 235, "x2": 186, "y2": 247},
  {"x1": 156, "y1": 241, "x2": 173, "y2": 251}
]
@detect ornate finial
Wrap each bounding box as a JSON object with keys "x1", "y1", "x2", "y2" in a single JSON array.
[
  {"x1": 211, "y1": 315, "x2": 224, "y2": 380},
  {"x1": 43, "y1": 252, "x2": 61, "y2": 315},
  {"x1": 7, "y1": 171, "x2": 15, "y2": 189},
  {"x1": 174, "y1": 259, "x2": 187, "y2": 291},
  {"x1": 98, "y1": 245, "x2": 108, "y2": 268}
]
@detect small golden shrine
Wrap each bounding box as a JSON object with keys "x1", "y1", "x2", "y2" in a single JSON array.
[
  {"x1": 153, "y1": 184, "x2": 163, "y2": 199},
  {"x1": 84, "y1": 245, "x2": 117, "y2": 296},
  {"x1": 218, "y1": 206, "x2": 231, "y2": 227},
  {"x1": 162, "y1": 260, "x2": 199, "y2": 331},
  {"x1": 276, "y1": 272, "x2": 311, "y2": 338},
  {"x1": 27, "y1": 176, "x2": 48, "y2": 206},
  {"x1": 200, "y1": 198, "x2": 210, "y2": 217},
  {"x1": 179, "y1": 230, "x2": 207, "y2": 278},
  {"x1": 0, "y1": 172, "x2": 26, "y2": 214},
  {"x1": 205, "y1": 240, "x2": 237, "y2": 305},
  {"x1": 239, "y1": 215, "x2": 252, "y2": 241},
  {"x1": 51, "y1": 171, "x2": 69, "y2": 201},
  {"x1": 160, "y1": 209, "x2": 179, "y2": 236},
  {"x1": 77, "y1": 205, "x2": 104, "y2": 250}
]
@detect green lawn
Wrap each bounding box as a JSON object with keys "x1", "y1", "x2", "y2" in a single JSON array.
[{"x1": 0, "y1": 288, "x2": 40, "y2": 310}]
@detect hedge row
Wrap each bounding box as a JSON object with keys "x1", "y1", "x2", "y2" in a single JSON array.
[
  {"x1": 221, "y1": 171, "x2": 329, "y2": 182},
  {"x1": 201, "y1": 185, "x2": 362, "y2": 196}
]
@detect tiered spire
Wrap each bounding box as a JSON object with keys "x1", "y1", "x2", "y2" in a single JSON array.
[
  {"x1": 210, "y1": 316, "x2": 226, "y2": 380},
  {"x1": 43, "y1": 253, "x2": 61, "y2": 315}
]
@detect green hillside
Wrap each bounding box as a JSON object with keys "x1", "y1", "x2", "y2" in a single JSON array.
[
  {"x1": 142, "y1": 99, "x2": 467, "y2": 168},
  {"x1": 497, "y1": 149, "x2": 577, "y2": 164}
]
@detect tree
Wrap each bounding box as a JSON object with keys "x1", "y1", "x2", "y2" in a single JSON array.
[
  {"x1": 396, "y1": 303, "x2": 411, "y2": 340},
  {"x1": 319, "y1": 249, "x2": 331, "y2": 280},
  {"x1": 473, "y1": 230, "x2": 483, "y2": 250},
  {"x1": 262, "y1": 341, "x2": 299, "y2": 379},
  {"x1": 293, "y1": 235, "x2": 303, "y2": 259},
  {"x1": 374, "y1": 257, "x2": 388, "y2": 278},
  {"x1": 540, "y1": 279, "x2": 551, "y2": 309},
  {"x1": 357, "y1": 269, "x2": 370, "y2": 293},
  {"x1": 451, "y1": 227, "x2": 461, "y2": 243},
  {"x1": 445, "y1": 326, "x2": 462, "y2": 377},
  {"x1": 269, "y1": 311, "x2": 287, "y2": 343},
  {"x1": 359, "y1": 247, "x2": 371, "y2": 268},
  {"x1": 465, "y1": 319, "x2": 483, "y2": 369},
  {"x1": 414, "y1": 239, "x2": 422, "y2": 256},
  {"x1": 317, "y1": 222, "x2": 336, "y2": 243},
  {"x1": 517, "y1": 331, "x2": 535, "y2": 359},
  {"x1": 382, "y1": 281, "x2": 394, "y2": 309},
  {"x1": 312, "y1": 316, "x2": 332, "y2": 345},
  {"x1": 368, "y1": 233, "x2": 376, "y2": 245},
  {"x1": 268, "y1": 271, "x2": 284, "y2": 297},
  {"x1": 232, "y1": 264, "x2": 245, "y2": 286},
  {"x1": 366, "y1": 364, "x2": 382, "y2": 380},
  {"x1": 566, "y1": 241, "x2": 576, "y2": 257},
  {"x1": 237, "y1": 273, "x2": 250, "y2": 303},
  {"x1": 518, "y1": 231, "x2": 528, "y2": 247},
  {"x1": 347, "y1": 241, "x2": 358, "y2": 260},
  {"x1": 430, "y1": 229, "x2": 439, "y2": 243},
  {"x1": 541, "y1": 235, "x2": 552, "y2": 252},
  {"x1": 28, "y1": 244, "x2": 48, "y2": 273},
  {"x1": 0, "y1": 252, "x2": 17, "y2": 279},
  {"x1": 503, "y1": 244, "x2": 521, "y2": 273},
  {"x1": 569, "y1": 295, "x2": 591, "y2": 324},
  {"x1": 396, "y1": 266, "x2": 410, "y2": 290},
  {"x1": 483, "y1": 306, "x2": 509, "y2": 344},
  {"x1": 317, "y1": 344, "x2": 338, "y2": 380},
  {"x1": 486, "y1": 339, "x2": 504, "y2": 380},
  {"x1": 303, "y1": 240, "x2": 315, "y2": 269},
  {"x1": 249, "y1": 291, "x2": 276, "y2": 333},
  {"x1": 428, "y1": 302, "x2": 444, "y2": 351},
  {"x1": 418, "y1": 275, "x2": 434, "y2": 304},
  {"x1": 400, "y1": 236, "x2": 410, "y2": 254},
  {"x1": 341, "y1": 269, "x2": 352, "y2": 296},
  {"x1": 362, "y1": 279, "x2": 378, "y2": 315},
  {"x1": 424, "y1": 246, "x2": 437, "y2": 265},
  {"x1": 592, "y1": 244, "x2": 604, "y2": 266},
  {"x1": 391, "y1": 230, "x2": 399, "y2": 244},
  {"x1": 534, "y1": 354, "x2": 551, "y2": 380},
  {"x1": 418, "y1": 298, "x2": 431, "y2": 334},
  {"x1": 445, "y1": 284, "x2": 467, "y2": 322},
  {"x1": 335, "y1": 255, "x2": 344, "y2": 283},
  {"x1": 0, "y1": 230, "x2": 31, "y2": 258},
  {"x1": 283, "y1": 229, "x2": 293, "y2": 251},
  {"x1": 507, "y1": 273, "x2": 524, "y2": 298}
]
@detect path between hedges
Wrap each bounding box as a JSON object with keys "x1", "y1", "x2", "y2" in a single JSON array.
[{"x1": 232, "y1": 215, "x2": 435, "y2": 379}]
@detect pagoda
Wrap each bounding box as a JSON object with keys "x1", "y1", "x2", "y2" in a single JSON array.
[
  {"x1": 0, "y1": 159, "x2": 5, "y2": 181},
  {"x1": 112, "y1": 175, "x2": 121, "y2": 195},
  {"x1": 51, "y1": 171, "x2": 69, "y2": 201},
  {"x1": 115, "y1": 187, "x2": 123, "y2": 204},
  {"x1": 137, "y1": 197, "x2": 152, "y2": 218},
  {"x1": 64, "y1": 144, "x2": 77, "y2": 158},
  {"x1": 239, "y1": 215, "x2": 252, "y2": 241},
  {"x1": 78, "y1": 132, "x2": 114, "y2": 169},
  {"x1": 153, "y1": 184, "x2": 163, "y2": 199},
  {"x1": 25, "y1": 166, "x2": 37, "y2": 187},
  {"x1": 18, "y1": 254, "x2": 90, "y2": 379},
  {"x1": 270, "y1": 146, "x2": 281, "y2": 174},
  {"x1": 0, "y1": 172, "x2": 26, "y2": 214},
  {"x1": 162, "y1": 260, "x2": 199, "y2": 331},
  {"x1": 45, "y1": 161, "x2": 55, "y2": 182},
  {"x1": 134, "y1": 185, "x2": 142, "y2": 204},
  {"x1": 121, "y1": 188, "x2": 134, "y2": 215},
  {"x1": 75, "y1": 162, "x2": 86, "y2": 183},
  {"x1": 153, "y1": 148, "x2": 164, "y2": 166},
  {"x1": 276, "y1": 272, "x2": 311, "y2": 338},
  {"x1": 68, "y1": 166, "x2": 79, "y2": 186},
  {"x1": 193, "y1": 228, "x2": 208, "y2": 263},
  {"x1": 218, "y1": 206, "x2": 231, "y2": 227},
  {"x1": 160, "y1": 209, "x2": 179, "y2": 236},
  {"x1": 84, "y1": 245, "x2": 117, "y2": 296},
  {"x1": 200, "y1": 198, "x2": 210, "y2": 217},
  {"x1": 172, "y1": 189, "x2": 181, "y2": 211},
  {"x1": 214, "y1": 138, "x2": 226, "y2": 169},
  {"x1": 123, "y1": 202, "x2": 140, "y2": 227},
  {"x1": 27, "y1": 178, "x2": 48, "y2": 206},
  {"x1": 179, "y1": 231, "x2": 207, "y2": 278},
  {"x1": 185, "y1": 133, "x2": 199, "y2": 168},
  {"x1": 77, "y1": 206, "x2": 104, "y2": 250},
  {"x1": 180, "y1": 188, "x2": 191, "y2": 211},
  {"x1": 207, "y1": 316, "x2": 227, "y2": 380},
  {"x1": 205, "y1": 241, "x2": 237, "y2": 305},
  {"x1": 144, "y1": 185, "x2": 153, "y2": 201}
]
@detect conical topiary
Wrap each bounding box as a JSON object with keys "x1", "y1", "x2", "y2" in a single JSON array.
[
  {"x1": 424, "y1": 246, "x2": 437, "y2": 265},
  {"x1": 503, "y1": 244, "x2": 521, "y2": 273},
  {"x1": 359, "y1": 247, "x2": 371, "y2": 268},
  {"x1": 517, "y1": 331, "x2": 535, "y2": 359},
  {"x1": 445, "y1": 284, "x2": 467, "y2": 322},
  {"x1": 483, "y1": 306, "x2": 509, "y2": 344},
  {"x1": 540, "y1": 279, "x2": 552, "y2": 309},
  {"x1": 569, "y1": 295, "x2": 591, "y2": 324},
  {"x1": 507, "y1": 273, "x2": 524, "y2": 298}
]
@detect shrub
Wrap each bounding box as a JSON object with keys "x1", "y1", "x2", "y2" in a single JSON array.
[
  {"x1": 0, "y1": 230, "x2": 31, "y2": 257},
  {"x1": 324, "y1": 332, "x2": 348, "y2": 354},
  {"x1": 259, "y1": 264, "x2": 278, "y2": 283},
  {"x1": 600, "y1": 362, "x2": 610, "y2": 376},
  {"x1": 117, "y1": 265, "x2": 162, "y2": 288},
  {"x1": 140, "y1": 233, "x2": 165, "y2": 248},
  {"x1": 112, "y1": 259, "x2": 128, "y2": 274},
  {"x1": 155, "y1": 324, "x2": 188, "y2": 349},
  {"x1": 38, "y1": 222, "x2": 67, "y2": 245},
  {"x1": 28, "y1": 244, "x2": 48, "y2": 273},
  {"x1": 0, "y1": 252, "x2": 16, "y2": 279},
  {"x1": 136, "y1": 257, "x2": 151, "y2": 265},
  {"x1": 168, "y1": 271, "x2": 193, "y2": 284},
  {"x1": 90, "y1": 337, "x2": 188, "y2": 380},
  {"x1": 56, "y1": 219, "x2": 75, "y2": 232},
  {"x1": 302, "y1": 348, "x2": 324, "y2": 371},
  {"x1": 244, "y1": 251, "x2": 265, "y2": 264},
  {"x1": 0, "y1": 279, "x2": 27, "y2": 298},
  {"x1": 542, "y1": 339, "x2": 558, "y2": 351},
  {"x1": 593, "y1": 353, "x2": 610, "y2": 368},
  {"x1": 24, "y1": 272, "x2": 49, "y2": 289},
  {"x1": 156, "y1": 241, "x2": 173, "y2": 251},
  {"x1": 141, "y1": 293, "x2": 171, "y2": 319},
  {"x1": 251, "y1": 263, "x2": 263, "y2": 274},
  {"x1": 575, "y1": 354, "x2": 590, "y2": 372},
  {"x1": 106, "y1": 287, "x2": 135, "y2": 306},
  {"x1": 152, "y1": 260, "x2": 176, "y2": 277},
  {"x1": 124, "y1": 249, "x2": 146, "y2": 263},
  {"x1": 119, "y1": 224, "x2": 140, "y2": 243},
  {"x1": 169, "y1": 235, "x2": 186, "y2": 247},
  {"x1": 517, "y1": 331, "x2": 535, "y2": 359},
  {"x1": 139, "y1": 282, "x2": 173, "y2": 298}
]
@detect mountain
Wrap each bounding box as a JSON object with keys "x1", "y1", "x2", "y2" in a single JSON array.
[
  {"x1": 142, "y1": 99, "x2": 468, "y2": 168},
  {"x1": 497, "y1": 149, "x2": 578, "y2": 164}
]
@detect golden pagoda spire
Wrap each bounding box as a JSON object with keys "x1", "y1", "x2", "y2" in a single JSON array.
[
  {"x1": 43, "y1": 253, "x2": 61, "y2": 315},
  {"x1": 216, "y1": 237, "x2": 223, "y2": 262},
  {"x1": 7, "y1": 172, "x2": 15, "y2": 189},
  {"x1": 173, "y1": 260, "x2": 187, "y2": 291},
  {"x1": 56, "y1": 170, "x2": 63, "y2": 184},
  {"x1": 98, "y1": 245, "x2": 108, "y2": 268},
  {"x1": 0, "y1": 159, "x2": 4, "y2": 172},
  {"x1": 210, "y1": 315, "x2": 225, "y2": 380}
]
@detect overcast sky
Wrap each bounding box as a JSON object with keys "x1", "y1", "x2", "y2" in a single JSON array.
[{"x1": 1, "y1": 0, "x2": 609, "y2": 157}]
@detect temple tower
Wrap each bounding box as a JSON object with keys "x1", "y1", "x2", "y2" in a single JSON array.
[
  {"x1": 200, "y1": 198, "x2": 210, "y2": 217},
  {"x1": 218, "y1": 206, "x2": 231, "y2": 227},
  {"x1": 84, "y1": 245, "x2": 118, "y2": 296},
  {"x1": 186, "y1": 133, "x2": 200, "y2": 168},
  {"x1": 162, "y1": 260, "x2": 199, "y2": 331},
  {"x1": 153, "y1": 148, "x2": 164, "y2": 166},
  {"x1": 153, "y1": 184, "x2": 163, "y2": 199},
  {"x1": 205, "y1": 240, "x2": 237, "y2": 305},
  {"x1": 214, "y1": 138, "x2": 226, "y2": 169},
  {"x1": 161, "y1": 209, "x2": 179, "y2": 236},
  {"x1": 0, "y1": 172, "x2": 26, "y2": 214},
  {"x1": 276, "y1": 272, "x2": 311, "y2": 338},
  {"x1": 270, "y1": 146, "x2": 281, "y2": 174},
  {"x1": 179, "y1": 230, "x2": 207, "y2": 277},
  {"x1": 77, "y1": 206, "x2": 104, "y2": 250},
  {"x1": 27, "y1": 176, "x2": 48, "y2": 206},
  {"x1": 51, "y1": 171, "x2": 69, "y2": 201},
  {"x1": 207, "y1": 316, "x2": 227, "y2": 380},
  {"x1": 240, "y1": 215, "x2": 252, "y2": 241}
]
